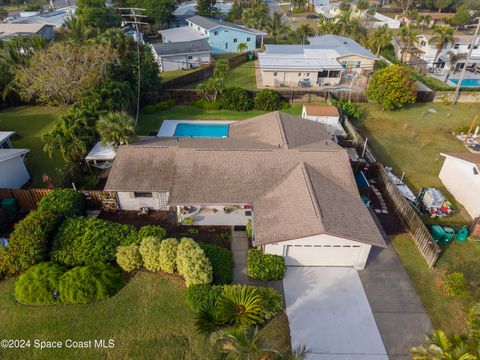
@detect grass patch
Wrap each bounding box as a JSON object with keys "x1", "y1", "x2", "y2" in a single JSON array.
[
  {"x1": 0, "y1": 106, "x2": 67, "y2": 187},
  {"x1": 136, "y1": 104, "x2": 304, "y2": 135},
  {"x1": 160, "y1": 68, "x2": 200, "y2": 83},
  {"x1": 411, "y1": 72, "x2": 455, "y2": 91},
  {"x1": 356, "y1": 103, "x2": 476, "y2": 225},
  {"x1": 184, "y1": 61, "x2": 257, "y2": 90}
]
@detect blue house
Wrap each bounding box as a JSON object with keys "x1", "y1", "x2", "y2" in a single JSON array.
[{"x1": 159, "y1": 15, "x2": 264, "y2": 54}]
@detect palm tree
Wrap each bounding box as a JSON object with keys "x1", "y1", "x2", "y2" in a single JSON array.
[
  {"x1": 416, "y1": 14, "x2": 432, "y2": 29},
  {"x1": 64, "y1": 16, "x2": 93, "y2": 44},
  {"x1": 317, "y1": 17, "x2": 337, "y2": 35},
  {"x1": 444, "y1": 51, "x2": 466, "y2": 83},
  {"x1": 429, "y1": 26, "x2": 455, "y2": 69},
  {"x1": 265, "y1": 12, "x2": 290, "y2": 44},
  {"x1": 411, "y1": 329, "x2": 476, "y2": 360},
  {"x1": 334, "y1": 10, "x2": 353, "y2": 36},
  {"x1": 217, "y1": 285, "x2": 263, "y2": 327},
  {"x1": 194, "y1": 303, "x2": 225, "y2": 336},
  {"x1": 197, "y1": 77, "x2": 223, "y2": 102},
  {"x1": 296, "y1": 24, "x2": 315, "y2": 45},
  {"x1": 399, "y1": 25, "x2": 419, "y2": 62},
  {"x1": 212, "y1": 326, "x2": 280, "y2": 359},
  {"x1": 237, "y1": 42, "x2": 248, "y2": 52},
  {"x1": 96, "y1": 111, "x2": 136, "y2": 149},
  {"x1": 356, "y1": 0, "x2": 369, "y2": 19},
  {"x1": 368, "y1": 24, "x2": 393, "y2": 55}
]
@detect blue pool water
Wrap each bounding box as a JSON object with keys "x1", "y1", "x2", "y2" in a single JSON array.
[
  {"x1": 450, "y1": 79, "x2": 480, "y2": 87},
  {"x1": 173, "y1": 123, "x2": 229, "y2": 138}
]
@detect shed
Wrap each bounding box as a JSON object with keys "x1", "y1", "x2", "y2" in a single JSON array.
[
  {"x1": 301, "y1": 104, "x2": 346, "y2": 137},
  {"x1": 85, "y1": 142, "x2": 116, "y2": 170}
]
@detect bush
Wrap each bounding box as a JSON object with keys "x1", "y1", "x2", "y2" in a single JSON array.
[
  {"x1": 176, "y1": 238, "x2": 212, "y2": 287},
  {"x1": 334, "y1": 100, "x2": 364, "y2": 122},
  {"x1": 157, "y1": 99, "x2": 176, "y2": 111},
  {"x1": 199, "y1": 243, "x2": 233, "y2": 285},
  {"x1": 185, "y1": 284, "x2": 223, "y2": 312},
  {"x1": 248, "y1": 249, "x2": 286, "y2": 281},
  {"x1": 444, "y1": 272, "x2": 469, "y2": 297},
  {"x1": 254, "y1": 89, "x2": 282, "y2": 111},
  {"x1": 50, "y1": 217, "x2": 138, "y2": 266},
  {"x1": 59, "y1": 263, "x2": 124, "y2": 304},
  {"x1": 246, "y1": 219, "x2": 252, "y2": 241},
  {"x1": 253, "y1": 286, "x2": 283, "y2": 320},
  {"x1": 190, "y1": 99, "x2": 221, "y2": 110},
  {"x1": 116, "y1": 244, "x2": 143, "y2": 272},
  {"x1": 37, "y1": 189, "x2": 85, "y2": 219},
  {"x1": 159, "y1": 238, "x2": 178, "y2": 274},
  {"x1": 14, "y1": 262, "x2": 66, "y2": 305},
  {"x1": 219, "y1": 87, "x2": 253, "y2": 111},
  {"x1": 139, "y1": 236, "x2": 162, "y2": 272},
  {"x1": 137, "y1": 225, "x2": 167, "y2": 242},
  {"x1": 141, "y1": 104, "x2": 158, "y2": 114},
  {"x1": 5, "y1": 210, "x2": 59, "y2": 275}
]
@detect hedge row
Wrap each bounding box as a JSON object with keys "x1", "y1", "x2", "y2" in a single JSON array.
[
  {"x1": 37, "y1": 189, "x2": 85, "y2": 219},
  {"x1": 15, "y1": 262, "x2": 124, "y2": 305},
  {"x1": 248, "y1": 249, "x2": 286, "y2": 281}
]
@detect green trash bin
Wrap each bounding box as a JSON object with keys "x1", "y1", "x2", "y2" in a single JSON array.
[
  {"x1": 456, "y1": 227, "x2": 469, "y2": 242},
  {"x1": 247, "y1": 53, "x2": 254, "y2": 61},
  {"x1": 1, "y1": 198, "x2": 18, "y2": 217},
  {"x1": 443, "y1": 227, "x2": 455, "y2": 243},
  {"x1": 431, "y1": 225, "x2": 445, "y2": 243}
]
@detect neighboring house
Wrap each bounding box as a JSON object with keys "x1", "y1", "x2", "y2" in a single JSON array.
[
  {"x1": 301, "y1": 104, "x2": 346, "y2": 137},
  {"x1": 150, "y1": 39, "x2": 212, "y2": 72},
  {"x1": 105, "y1": 112, "x2": 386, "y2": 269},
  {"x1": 122, "y1": 26, "x2": 144, "y2": 44},
  {"x1": 414, "y1": 34, "x2": 480, "y2": 72},
  {"x1": 168, "y1": 0, "x2": 232, "y2": 28},
  {"x1": 258, "y1": 35, "x2": 377, "y2": 88},
  {"x1": 0, "y1": 132, "x2": 30, "y2": 189},
  {"x1": 159, "y1": 15, "x2": 264, "y2": 54},
  {"x1": 367, "y1": 12, "x2": 401, "y2": 29},
  {"x1": 0, "y1": 23, "x2": 55, "y2": 40},
  {"x1": 9, "y1": 6, "x2": 76, "y2": 28},
  {"x1": 439, "y1": 153, "x2": 480, "y2": 219},
  {"x1": 396, "y1": 12, "x2": 455, "y2": 28},
  {"x1": 392, "y1": 36, "x2": 428, "y2": 73}
]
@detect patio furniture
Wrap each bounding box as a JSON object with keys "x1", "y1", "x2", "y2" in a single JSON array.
[{"x1": 138, "y1": 207, "x2": 150, "y2": 216}]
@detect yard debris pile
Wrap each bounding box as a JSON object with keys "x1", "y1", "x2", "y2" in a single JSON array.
[{"x1": 417, "y1": 187, "x2": 453, "y2": 218}]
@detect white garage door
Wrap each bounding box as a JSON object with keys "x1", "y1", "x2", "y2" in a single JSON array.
[{"x1": 285, "y1": 244, "x2": 362, "y2": 267}]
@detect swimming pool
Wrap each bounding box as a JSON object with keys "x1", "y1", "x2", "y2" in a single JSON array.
[
  {"x1": 173, "y1": 123, "x2": 229, "y2": 138},
  {"x1": 450, "y1": 78, "x2": 480, "y2": 87}
]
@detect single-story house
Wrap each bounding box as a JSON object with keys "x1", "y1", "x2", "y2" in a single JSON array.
[
  {"x1": 159, "y1": 15, "x2": 264, "y2": 54},
  {"x1": 168, "y1": 0, "x2": 232, "y2": 28},
  {"x1": 301, "y1": 104, "x2": 346, "y2": 137},
  {"x1": 150, "y1": 39, "x2": 212, "y2": 72},
  {"x1": 439, "y1": 152, "x2": 480, "y2": 219},
  {"x1": 0, "y1": 132, "x2": 30, "y2": 189},
  {"x1": 105, "y1": 112, "x2": 386, "y2": 269},
  {"x1": 9, "y1": 6, "x2": 76, "y2": 28},
  {"x1": 258, "y1": 35, "x2": 377, "y2": 88},
  {"x1": 0, "y1": 23, "x2": 55, "y2": 40}
]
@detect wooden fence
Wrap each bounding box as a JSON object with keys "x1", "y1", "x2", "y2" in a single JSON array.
[
  {"x1": 0, "y1": 189, "x2": 117, "y2": 211},
  {"x1": 161, "y1": 64, "x2": 214, "y2": 90}
]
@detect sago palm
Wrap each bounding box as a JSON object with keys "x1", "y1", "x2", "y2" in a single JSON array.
[
  {"x1": 217, "y1": 285, "x2": 263, "y2": 327},
  {"x1": 194, "y1": 303, "x2": 225, "y2": 336},
  {"x1": 96, "y1": 111, "x2": 136, "y2": 149},
  {"x1": 411, "y1": 329, "x2": 476, "y2": 360}
]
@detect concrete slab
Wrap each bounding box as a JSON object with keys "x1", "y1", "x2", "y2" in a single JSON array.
[{"x1": 284, "y1": 267, "x2": 388, "y2": 360}]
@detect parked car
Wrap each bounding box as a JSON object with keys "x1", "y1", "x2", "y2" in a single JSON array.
[{"x1": 306, "y1": 14, "x2": 320, "y2": 19}]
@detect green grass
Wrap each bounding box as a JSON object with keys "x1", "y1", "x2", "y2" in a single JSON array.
[
  {"x1": 0, "y1": 272, "x2": 290, "y2": 359},
  {"x1": 160, "y1": 68, "x2": 201, "y2": 83},
  {"x1": 137, "y1": 104, "x2": 304, "y2": 135},
  {"x1": 411, "y1": 72, "x2": 455, "y2": 91},
  {"x1": 184, "y1": 62, "x2": 257, "y2": 90},
  {"x1": 355, "y1": 103, "x2": 477, "y2": 225},
  {"x1": 0, "y1": 106, "x2": 67, "y2": 188}
]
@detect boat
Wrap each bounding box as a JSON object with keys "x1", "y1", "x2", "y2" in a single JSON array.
[{"x1": 385, "y1": 167, "x2": 416, "y2": 203}]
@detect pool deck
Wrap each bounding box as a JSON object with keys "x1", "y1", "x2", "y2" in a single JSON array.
[{"x1": 157, "y1": 120, "x2": 238, "y2": 137}]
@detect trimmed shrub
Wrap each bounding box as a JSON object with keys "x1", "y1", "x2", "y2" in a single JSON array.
[
  {"x1": 50, "y1": 217, "x2": 138, "y2": 267},
  {"x1": 139, "y1": 236, "x2": 162, "y2": 271},
  {"x1": 157, "y1": 99, "x2": 176, "y2": 111},
  {"x1": 246, "y1": 219, "x2": 252, "y2": 241},
  {"x1": 248, "y1": 249, "x2": 286, "y2": 281},
  {"x1": 199, "y1": 243, "x2": 233, "y2": 285},
  {"x1": 37, "y1": 189, "x2": 85, "y2": 219},
  {"x1": 15, "y1": 262, "x2": 66, "y2": 305},
  {"x1": 444, "y1": 272, "x2": 470, "y2": 297},
  {"x1": 219, "y1": 87, "x2": 253, "y2": 111},
  {"x1": 116, "y1": 244, "x2": 143, "y2": 272},
  {"x1": 141, "y1": 104, "x2": 158, "y2": 114},
  {"x1": 176, "y1": 238, "x2": 212, "y2": 287},
  {"x1": 190, "y1": 99, "x2": 221, "y2": 110},
  {"x1": 59, "y1": 263, "x2": 124, "y2": 304},
  {"x1": 253, "y1": 286, "x2": 283, "y2": 320},
  {"x1": 137, "y1": 225, "x2": 167, "y2": 242},
  {"x1": 159, "y1": 238, "x2": 178, "y2": 274},
  {"x1": 185, "y1": 284, "x2": 223, "y2": 313},
  {"x1": 254, "y1": 89, "x2": 282, "y2": 111},
  {"x1": 6, "y1": 210, "x2": 59, "y2": 275}
]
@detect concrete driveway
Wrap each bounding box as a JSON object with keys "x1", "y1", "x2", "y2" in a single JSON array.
[{"x1": 284, "y1": 267, "x2": 388, "y2": 360}]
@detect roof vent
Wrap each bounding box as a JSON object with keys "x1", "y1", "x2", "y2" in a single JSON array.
[{"x1": 343, "y1": 41, "x2": 348, "y2": 44}]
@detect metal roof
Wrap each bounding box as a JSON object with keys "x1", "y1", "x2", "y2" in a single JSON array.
[{"x1": 151, "y1": 39, "x2": 211, "y2": 56}]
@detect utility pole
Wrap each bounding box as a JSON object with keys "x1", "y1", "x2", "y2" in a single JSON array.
[
  {"x1": 119, "y1": 7, "x2": 147, "y2": 128},
  {"x1": 453, "y1": 17, "x2": 480, "y2": 105}
]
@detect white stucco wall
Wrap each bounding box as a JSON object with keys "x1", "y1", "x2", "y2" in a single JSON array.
[
  {"x1": 439, "y1": 156, "x2": 480, "y2": 219},
  {"x1": 158, "y1": 52, "x2": 211, "y2": 72},
  {"x1": 117, "y1": 191, "x2": 170, "y2": 210},
  {"x1": 0, "y1": 156, "x2": 30, "y2": 189},
  {"x1": 263, "y1": 233, "x2": 372, "y2": 270}
]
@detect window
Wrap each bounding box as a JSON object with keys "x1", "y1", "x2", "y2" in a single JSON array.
[
  {"x1": 214, "y1": 31, "x2": 218, "y2": 35},
  {"x1": 225, "y1": 42, "x2": 228, "y2": 49},
  {"x1": 341, "y1": 60, "x2": 361, "y2": 68},
  {"x1": 273, "y1": 72, "x2": 278, "y2": 76},
  {"x1": 233, "y1": 38, "x2": 237, "y2": 43},
  {"x1": 318, "y1": 70, "x2": 328, "y2": 77},
  {"x1": 224, "y1": 29, "x2": 228, "y2": 32},
  {"x1": 188, "y1": 55, "x2": 193, "y2": 59},
  {"x1": 204, "y1": 30, "x2": 207, "y2": 35},
  {"x1": 134, "y1": 192, "x2": 153, "y2": 198},
  {"x1": 247, "y1": 37, "x2": 251, "y2": 42},
  {"x1": 329, "y1": 70, "x2": 341, "y2": 78},
  {"x1": 306, "y1": 72, "x2": 310, "y2": 76},
  {"x1": 420, "y1": 40, "x2": 426, "y2": 46},
  {"x1": 453, "y1": 44, "x2": 460, "y2": 49},
  {"x1": 298, "y1": 72, "x2": 302, "y2": 76}
]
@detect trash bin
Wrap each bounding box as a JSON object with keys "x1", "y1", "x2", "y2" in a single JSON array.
[
  {"x1": 456, "y1": 226, "x2": 469, "y2": 242},
  {"x1": 431, "y1": 225, "x2": 446, "y2": 243},
  {"x1": 247, "y1": 53, "x2": 254, "y2": 61},
  {"x1": 443, "y1": 227, "x2": 455, "y2": 243},
  {"x1": 0, "y1": 198, "x2": 17, "y2": 217}
]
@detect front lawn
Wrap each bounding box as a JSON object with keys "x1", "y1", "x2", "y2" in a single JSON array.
[
  {"x1": 356, "y1": 103, "x2": 477, "y2": 225},
  {"x1": 0, "y1": 106, "x2": 67, "y2": 187},
  {"x1": 137, "y1": 104, "x2": 304, "y2": 135},
  {"x1": 0, "y1": 271, "x2": 290, "y2": 359}
]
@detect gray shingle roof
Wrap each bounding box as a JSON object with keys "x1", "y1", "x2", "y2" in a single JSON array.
[
  {"x1": 105, "y1": 112, "x2": 386, "y2": 248},
  {"x1": 151, "y1": 39, "x2": 211, "y2": 56}
]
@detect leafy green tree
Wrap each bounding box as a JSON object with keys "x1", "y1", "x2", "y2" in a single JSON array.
[
  {"x1": 356, "y1": 0, "x2": 369, "y2": 17},
  {"x1": 96, "y1": 111, "x2": 136, "y2": 149},
  {"x1": 399, "y1": 24, "x2": 419, "y2": 62},
  {"x1": 463, "y1": 0, "x2": 480, "y2": 11},
  {"x1": 217, "y1": 285, "x2": 263, "y2": 327},
  {"x1": 366, "y1": 65, "x2": 417, "y2": 110},
  {"x1": 265, "y1": 12, "x2": 290, "y2": 44},
  {"x1": 429, "y1": 26, "x2": 455, "y2": 67},
  {"x1": 451, "y1": 5, "x2": 472, "y2": 29},
  {"x1": 339, "y1": 0, "x2": 352, "y2": 12},
  {"x1": 241, "y1": 3, "x2": 269, "y2": 30},
  {"x1": 317, "y1": 17, "x2": 337, "y2": 35},
  {"x1": 76, "y1": 0, "x2": 120, "y2": 30},
  {"x1": 434, "y1": 0, "x2": 453, "y2": 13},
  {"x1": 296, "y1": 23, "x2": 315, "y2": 45},
  {"x1": 226, "y1": 0, "x2": 243, "y2": 21},
  {"x1": 197, "y1": 0, "x2": 218, "y2": 17},
  {"x1": 126, "y1": 0, "x2": 175, "y2": 28},
  {"x1": 64, "y1": 16, "x2": 95, "y2": 44},
  {"x1": 0, "y1": 8, "x2": 8, "y2": 21},
  {"x1": 367, "y1": 24, "x2": 393, "y2": 55}
]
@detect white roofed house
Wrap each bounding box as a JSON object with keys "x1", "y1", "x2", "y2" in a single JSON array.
[
  {"x1": 0, "y1": 132, "x2": 30, "y2": 189},
  {"x1": 0, "y1": 23, "x2": 55, "y2": 41},
  {"x1": 150, "y1": 39, "x2": 212, "y2": 72},
  {"x1": 258, "y1": 35, "x2": 377, "y2": 89}
]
